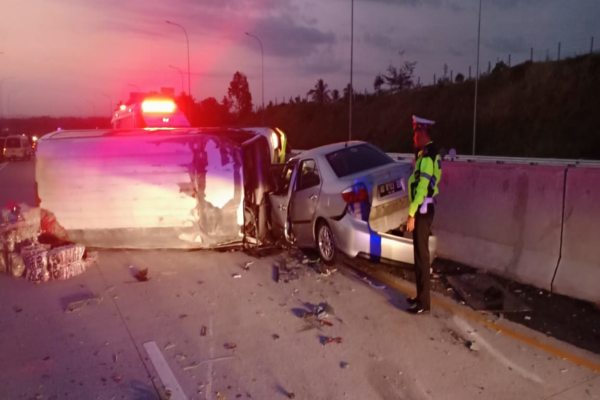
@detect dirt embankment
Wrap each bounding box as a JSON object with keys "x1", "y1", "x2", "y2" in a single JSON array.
[{"x1": 256, "y1": 54, "x2": 600, "y2": 159}]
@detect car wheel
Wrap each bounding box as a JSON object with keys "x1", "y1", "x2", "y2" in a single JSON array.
[{"x1": 316, "y1": 221, "x2": 337, "y2": 265}]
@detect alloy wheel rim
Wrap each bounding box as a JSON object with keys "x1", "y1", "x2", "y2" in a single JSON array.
[{"x1": 318, "y1": 225, "x2": 334, "y2": 260}]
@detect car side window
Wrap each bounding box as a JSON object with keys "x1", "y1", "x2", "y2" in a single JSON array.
[
  {"x1": 296, "y1": 159, "x2": 320, "y2": 191},
  {"x1": 278, "y1": 160, "x2": 297, "y2": 194}
]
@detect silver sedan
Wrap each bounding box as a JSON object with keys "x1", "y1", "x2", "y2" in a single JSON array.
[{"x1": 269, "y1": 141, "x2": 436, "y2": 265}]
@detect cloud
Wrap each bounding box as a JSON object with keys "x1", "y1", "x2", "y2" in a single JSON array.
[
  {"x1": 358, "y1": 0, "x2": 442, "y2": 7},
  {"x1": 363, "y1": 32, "x2": 395, "y2": 50},
  {"x1": 485, "y1": 36, "x2": 529, "y2": 54},
  {"x1": 70, "y1": 0, "x2": 334, "y2": 58},
  {"x1": 252, "y1": 16, "x2": 336, "y2": 57}
]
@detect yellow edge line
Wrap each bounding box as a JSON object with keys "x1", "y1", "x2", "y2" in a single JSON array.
[{"x1": 347, "y1": 261, "x2": 600, "y2": 375}]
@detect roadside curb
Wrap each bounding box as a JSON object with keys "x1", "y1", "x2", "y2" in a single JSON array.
[{"x1": 343, "y1": 259, "x2": 600, "y2": 375}]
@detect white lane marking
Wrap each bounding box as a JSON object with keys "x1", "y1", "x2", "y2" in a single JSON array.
[
  {"x1": 453, "y1": 315, "x2": 544, "y2": 384},
  {"x1": 206, "y1": 316, "x2": 214, "y2": 400},
  {"x1": 0, "y1": 163, "x2": 8, "y2": 173},
  {"x1": 143, "y1": 341, "x2": 188, "y2": 400}
]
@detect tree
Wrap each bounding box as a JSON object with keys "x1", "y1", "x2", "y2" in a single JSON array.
[
  {"x1": 307, "y1": 79, "x2": 331, "y2": 104},
  {"x1": 381, "y1": 61, "x2": 416, "y2": 92},
  {"x1": 373, "y1": 74, "x2": 384, "y2": 93},
  {"x1": 492, "y1": 61, "x2": 509, "y2": 74},
  {"x1": 189, "y1": 97, "x2": 230, "y2": 126},
  {"x1": 342, "y1": 83, "x2": 352, "y2": 100},
  {"x1": 227, "y1": 71, "x2": 253, "y2": 118},
  {"x1": 331, "y1": 89, "x2": 340, "y2": 101},
  {"x1": 455, "y1": 73, "x2": 465, "y2": 83}
]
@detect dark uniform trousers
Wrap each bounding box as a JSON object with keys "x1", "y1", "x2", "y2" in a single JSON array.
[{"x1": 414, "y1": 205, "x2": 435, "y2": 310}]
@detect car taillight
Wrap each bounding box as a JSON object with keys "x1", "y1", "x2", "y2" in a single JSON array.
[
  {"x1": 342, "y1": 183, "x2": 370, "y2": 221},
  {"x1": 342, "y1": 184, "x2": 369, "y2": 203}
]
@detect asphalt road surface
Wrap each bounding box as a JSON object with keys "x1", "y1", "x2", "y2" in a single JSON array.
[{"x1": 1, "y1": 159, "x2": 599, "y2": 400}]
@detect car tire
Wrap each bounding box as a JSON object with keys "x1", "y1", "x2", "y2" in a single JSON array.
[{"x1": 316, "y1": 220, "x2": 337, "y2": 265}]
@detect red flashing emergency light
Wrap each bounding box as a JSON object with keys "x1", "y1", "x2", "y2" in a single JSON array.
[{"x1": 141, "y1": 99, "x2": 177, "y2": 114}]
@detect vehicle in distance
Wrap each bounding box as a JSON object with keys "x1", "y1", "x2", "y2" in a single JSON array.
[
  {"x1": 269, "y1": 141, "x2": 436, "y2": 265},
  {"x1": 2, "y1": 135, "x2": 34, "y2": 161}
]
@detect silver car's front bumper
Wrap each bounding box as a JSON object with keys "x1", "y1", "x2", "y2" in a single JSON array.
[{"x1": 328, "y1": 213, "x2": 437, "y2": 265}]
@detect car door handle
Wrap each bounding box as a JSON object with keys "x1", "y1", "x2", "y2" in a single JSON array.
[{"x1": 309, "y1": 194, "x2": 318, "y2": 201}]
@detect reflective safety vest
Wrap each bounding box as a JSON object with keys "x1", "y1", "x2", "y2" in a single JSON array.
[{"x1": 408, "y1": 141, "x2": 442, "y2": 217}]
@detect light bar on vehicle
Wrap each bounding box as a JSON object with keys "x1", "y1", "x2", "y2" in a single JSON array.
[{"x1": 141, "y1": 99, "x2": 177, "y2": 114}]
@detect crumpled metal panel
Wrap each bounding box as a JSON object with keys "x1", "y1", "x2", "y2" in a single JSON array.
[{"x1": 36, "y1": 129, "x2": 244, "y2": 248}]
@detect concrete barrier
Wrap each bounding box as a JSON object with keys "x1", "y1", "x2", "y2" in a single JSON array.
[
  {"x1": 553, "y1": 167, "x2": 600, "y2": 303},
  {"x1": 433, "y1": 162, "x2": 565, "y2": 291}
]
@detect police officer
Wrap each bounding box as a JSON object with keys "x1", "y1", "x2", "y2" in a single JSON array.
[{"x1": 406, "y1": 115, "x2": 442, "y2": 314}]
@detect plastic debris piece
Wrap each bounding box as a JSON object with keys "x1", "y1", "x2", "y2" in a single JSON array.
[
  {"x1": 200, "y1": 326, "x2": 207, "y2": 336},
  {"x1": 183, "y1": 362, "x2": 201, "y2": 371},
  {"x1": 322, "y1": 336, "x2": 343, "y2": 345},
  {"x1": 224, "y1": 342, "x2": 237, "y2": 350},
  {"x1": 232, "y1": 273, "x2": 242, "y2": 279},
  {"x1": 65, "y1": 295, "x2": 102, "y2": 312},
  {"x1": 272, "y1": 334, "x2": 280, "y2": 340},
  {"x1": 164, "y1": 342, "x2": 176, "y2": 350},
  {"x1": 241, "y1": 261, "x2": 254, "y2": 270},
  {"x1": 9, "y1": 253, "x2": 25, "y2": 278},
  {"x1": 340, "y1": 361, "x2": 349, "y2": 369}
]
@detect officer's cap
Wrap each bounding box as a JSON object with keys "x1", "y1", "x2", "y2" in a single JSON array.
[{"x1": 412, "y1": 115, "x2": 435, "y2": 131}]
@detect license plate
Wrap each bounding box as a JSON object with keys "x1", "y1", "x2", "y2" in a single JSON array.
[{"x1": 378, "y1": 179, "x2": 403, "y2": 197}]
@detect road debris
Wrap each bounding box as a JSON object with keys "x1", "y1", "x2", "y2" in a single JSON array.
[
  {"x1": 164, "y1": 342, "x2": 176, "y2": 350},
  {"x1": 224, "y1": 342, "x2": 237, "y2": 350},
  {"x1": 273, "y1": 258, "x2": 301, "y2": 283},
  {"x1": 272, "y1": 334, "x2": 280, "y2": 340},
  {"x1": 241, "y1": 260, "x2": 254, "y2": 270},
  {"x1": 131, "y1": 266, "x2": 149, "y2": 282},
  {"x1": 465, "y1": 340, "x2": 480, "y2": 351},
  {"x1": 65, "y1": 294, "x2": 103, "y2": 313},
  {"x1": 321, "y1": 336, "x2": 343, "y2": 345},
  {"x1": 232, "y1": 273, "x2": 242, "y2": 279},
  {"x1": 183, "y1": 361, "x2": 201, "y2": 371},
  {"x1": 200, "y1": 326, "x2": 207, "y2": 336},
  {"x1": 446, "y1": 273, "x2": 531, "y2": 312},
  {"x1": 298, "y1": 302, "x2": 336, "y2": 331},
  {"x1": 1, "y1": 204, "x2": 95, "y2": 283},
  {"x1": 340, "y1": 361, "x2": 350, "y2": 369}
]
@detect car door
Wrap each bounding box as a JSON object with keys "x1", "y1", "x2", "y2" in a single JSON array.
[
  {"x1": 269, "y1": 159, "x2": 298, "y2": 242},
  {"x1": 289, "y1": 159, "x2": 322, "y2": 247}
]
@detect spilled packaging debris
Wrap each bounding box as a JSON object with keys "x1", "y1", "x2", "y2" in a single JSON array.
[{"x1": 1, "y1": 203, "x2": 96, "y2": 283}]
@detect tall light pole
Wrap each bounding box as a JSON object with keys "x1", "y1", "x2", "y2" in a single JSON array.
[
  {"x1": 472, "y1": 0, "x2": 482, "y2": 155},
  {"x1": 166, "y1": 20, "x2": 191, "y2": 97},
  {"x1": 169, "y1": 65, "x2": 185, "y2": 95},
  {"x1": 245, "y1": 32, "x2": 264, "y2": 125},
  {"x1": 349, "y1": 0, "x2": 354, "y2": 142}
]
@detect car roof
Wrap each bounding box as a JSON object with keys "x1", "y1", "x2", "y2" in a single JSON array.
[{"x1": 294, "y1": 140, "x2": 368, "y2": 159}]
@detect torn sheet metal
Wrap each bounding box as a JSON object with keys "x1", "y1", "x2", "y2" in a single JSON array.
[{"x1": 36, "y1": 129, "x2": 244, "y2": 248}]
